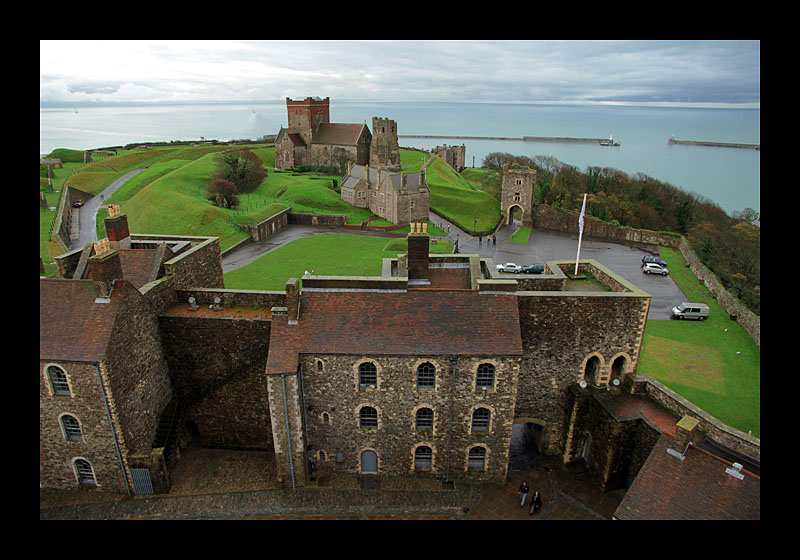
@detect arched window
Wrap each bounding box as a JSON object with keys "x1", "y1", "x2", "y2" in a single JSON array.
[
  {"x1": 415, "y1": 408, "x2": 434, "y2": 432},
  {"x1": 476, "y1": 363, "x2": 495, "y2": 390},
  {"x1": 322, "y1": 412, "x2": 330, "y2": 425},
  {"x1": 61, "y1": 414, "x2": 83, "y2": 441},
  {"x1": 74, "y1": 459, "x2": 96, "y2": 485},
  {"x1": 316, "y1": 360, "x2": 324, "y2": 373},
  {"x1": 359, "y1": 362, "x2": 377, "y2": 388},
  {"x1": 359, "y1": 406, "x2": 378, "y2": 430},
  {"x1": 610, "y1": 356, "x2": 626, "y2": 385},
  {"x1": 468, "y1": 446, "x2": 487, "y2": 470},
  {"x1": 584, "y1": 356, "x2": 600, "y2": 386},
  {"x1": 471, "y1": 408, "x2": 490, "y2": 432},
  {"x1": 47, "y1": 365, "x2": 70, "y2": 396},
  {"x1": 416, "y1": 362, "x2": 435, "y2": 389},
  {"x1": 415, "y1": 446, "x2": 432, "y2": 470},
  {"x1": 319, "y1": 450, "x2": 326, "y2": 462}
]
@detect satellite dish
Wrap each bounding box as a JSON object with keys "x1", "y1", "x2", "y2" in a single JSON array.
[
  {"x1": 188, "y1": 297, "x2": 196, "y2": 304},
  {"x1": 612, "y1": 378, "x2": 620, "y2": 386},
  {"x1": 579, "y1": 380, "x2": 587, "y2": 389},
  {"x1": 188, "y1": 296, "x2": 198, "y2": 310},
  {"x1": 213, "y1": 296, "x2": 221, "y2": 304}
]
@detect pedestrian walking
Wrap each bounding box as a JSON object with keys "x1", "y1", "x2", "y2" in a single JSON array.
[
  {"x1": 518, "y1": 481, "x2": 530, "y2": 507},
  {"x1": 529, "y1": 491, "x2": 542, "y2": 515},
  {"x1": 493, "y1": 235, "x2": 496, "y2": 245}
]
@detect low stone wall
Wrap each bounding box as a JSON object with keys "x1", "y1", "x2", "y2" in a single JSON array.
[
  {"x1": 533, "y1": 204, "x2": 760, "y2": 346},
  {"x1": 237, "y1": 208, "x2": 291, "y2": 241},
  {"x1": 631, "y1": 375, "x2": 760, "y2": 461},
  {"x1": 289, "y1": 212, "x2": 347, "y2": 227}
]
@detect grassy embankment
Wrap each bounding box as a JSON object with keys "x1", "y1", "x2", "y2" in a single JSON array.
[{"x1": 638, "y1": 246, "x2": 760, "y2": 438}]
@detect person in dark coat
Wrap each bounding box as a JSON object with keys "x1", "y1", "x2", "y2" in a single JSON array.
[{"x1": 529, "y1": 491, "x2": 542, "y2": 514}]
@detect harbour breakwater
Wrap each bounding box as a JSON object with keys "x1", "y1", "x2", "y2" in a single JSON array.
[
  {"x1": 399, "y1": 134, "x2": 610, "y2": 144},
  {"x1": 668, "y1": 137, "x2": 760, "y2": 150}
]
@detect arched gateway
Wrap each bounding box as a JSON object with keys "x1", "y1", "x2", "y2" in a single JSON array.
[{"x1": 500, "y1": 164, "x2": 536, "y2": 227}]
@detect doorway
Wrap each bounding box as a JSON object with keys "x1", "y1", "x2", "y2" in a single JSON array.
[
  {"x1": 361, "y1": 450, "x2": 378, "y2": 474},
  {"x1": 508, "y1": 422, "x2": 544, "y2": 471}
]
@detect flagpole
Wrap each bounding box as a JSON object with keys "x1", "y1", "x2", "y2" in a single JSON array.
[{"x1": 575, "y1": 193, "x2": 587, "y2": 276}]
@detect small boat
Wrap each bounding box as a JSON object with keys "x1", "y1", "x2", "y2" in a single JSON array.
[{"x1": 599, "y1": 134, "x2": 620, "y2": 146}]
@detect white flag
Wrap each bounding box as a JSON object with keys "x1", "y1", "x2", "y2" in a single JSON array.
[{"x1": 578, "y1": 194, "x2": 587, "y2": 234}]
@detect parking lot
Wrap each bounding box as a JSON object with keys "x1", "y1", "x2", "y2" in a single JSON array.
[{"x1": 451, "y1": 224, "x2": 687, "y2": 321}]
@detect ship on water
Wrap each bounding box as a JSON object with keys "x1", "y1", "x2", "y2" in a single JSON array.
[{"x1": 599, "y1": 134, "x2": 620, "y2": 146}]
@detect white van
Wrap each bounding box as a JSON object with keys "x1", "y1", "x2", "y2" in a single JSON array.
[{"x1": 671, "y1": 302, "x2": 710, "y2": 321}]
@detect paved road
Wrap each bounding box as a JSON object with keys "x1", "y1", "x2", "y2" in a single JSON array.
[
  {"x1": 70, "y1": 169, "x2": 146, "y2": 250},
  {"x1": 223, "y1": 212, "x2": 687, "y2": 320}
]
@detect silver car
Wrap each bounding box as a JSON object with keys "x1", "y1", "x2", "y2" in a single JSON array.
[
  {"x1": 642, "y1": 262, "x2": 669, "y2": 275},
  {"x1": 496, "y1": 262, "x2": 523, "y2": 273}
]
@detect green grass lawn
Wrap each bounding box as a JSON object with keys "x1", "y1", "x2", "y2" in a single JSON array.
[
  {"x1": 510, "y1": 227, "x2": 531, "y2": 244},
  {"x1": 638, "y1": 246, "x2": 760, "y2": 438},
  {"x1": 224, "y1": 234, "x2": 454, "y2": 291}
]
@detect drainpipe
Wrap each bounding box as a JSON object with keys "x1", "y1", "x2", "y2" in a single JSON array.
[
  {"x1": 94, "y1": 364, "x2": 131, "y2": 495},
  {"x1": 445, "y1": 356, "x2": 458, "y2": 483},
  {"x1": 281, "y1": 373, "x2": 296, "y2": 490}
]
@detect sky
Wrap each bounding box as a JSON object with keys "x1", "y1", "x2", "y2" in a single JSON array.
[{"x1": 40, "y1": 40, "x2": 760, "y2": 108}]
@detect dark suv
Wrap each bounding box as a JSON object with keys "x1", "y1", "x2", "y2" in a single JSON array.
[
  {"x1": 641, "y1": 255, "x2": 666, "y2": 267},
  {"x1": 522, "y1": 263, "x2": 545, "y2": 274}
]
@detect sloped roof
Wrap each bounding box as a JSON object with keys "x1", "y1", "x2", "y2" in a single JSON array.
[
  {"x1": 313, "y1": 123, "x2": 368, "y2": 146},
  {"x1": 39, "y1": 278, "x2": 136, "y2": 363},
  {"x1": 342, "y1": 164, "x2": 423, "y2": 193},
  {"x1": 266, "y1": 290, "x2": 523, "y2": 374},
  {"x1": 614, "y1": 434, "x2": 760, "y2": 520}
]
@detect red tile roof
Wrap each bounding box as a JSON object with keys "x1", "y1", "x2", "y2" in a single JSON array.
[
  {"x1": 313, "y1": 123, "x2": 367, "y2": 146},
  {"x1": 39, "y1": 278, "x2": 136, "y2": 363},
  {"x1": 614, "y1": 434, "x2": 760, "y2": 520},
  {"x1": 266, "y1": 290, "x2": 523, "y2": 374}
]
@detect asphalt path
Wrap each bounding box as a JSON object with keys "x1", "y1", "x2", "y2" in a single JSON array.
[
  {"x1": 222, "y1": 212, "x2": 687, "y2": 320},
  {"x1": 70, "y1": 169, "x2": 146, "y2": 250}
]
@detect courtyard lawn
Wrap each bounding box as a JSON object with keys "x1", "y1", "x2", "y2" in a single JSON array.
[
  {"x1": 637, "y1": 246, "x2": 760, "y2": 438},
  {"x1": 223, "y1": 234, "x2": 454, "y2": 291}
]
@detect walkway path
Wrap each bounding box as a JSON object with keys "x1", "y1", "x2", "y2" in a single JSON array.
[
  {"x1": 70, "y1": 169, "x2": 146, "y2": 250},
  {"x1": 40, "y1": 446, "x2": 624, "y2": 520}
]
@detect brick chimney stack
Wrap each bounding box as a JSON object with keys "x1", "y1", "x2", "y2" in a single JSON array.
[
  {"x1": 286, "y1": 278, "x2": 300, "y2": 324},
  {"x1": 669, "y1": 415, "x2": 699, "y2": 459},
  {"x1": 105, "y1": 206, "x2": 131, "y2": 250},
  {"x1": 407, "y1": 223, "x2": 430, "y2": 284},
  {"x1": 86, "y1": 239, "x2": 123, "y2": 298}
]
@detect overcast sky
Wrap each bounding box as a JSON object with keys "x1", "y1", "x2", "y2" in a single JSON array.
[{"x1": 40, "y1": 40, "x2": 760, "y2": 108}]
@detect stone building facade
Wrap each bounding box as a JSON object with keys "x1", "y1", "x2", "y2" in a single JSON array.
[
  {"x1": 44, "y1": 209, "x2": 722, "y2": 499},
  {"x1": 433, "y1": 144, "x2": 466, "y2": 172},
  {"x1": 340, "y1": 163, "x2": 429, "y2": 226},
  {"x1": 501, "y1": 164, "x2": 536, "y2": 227}
]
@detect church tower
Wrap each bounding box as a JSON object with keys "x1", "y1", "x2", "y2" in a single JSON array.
[
  {"x1": 286, "y1": 97, "x2": 330, "y2": 144},
  {"x1": 369, "y1": 117, "x2": 401, "y2": 171}
]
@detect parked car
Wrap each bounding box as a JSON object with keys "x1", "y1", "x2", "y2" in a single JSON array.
[
  {"x1": 521, "y1": 263, "x2": 545, "y2": 274},
  {"x1": 642, "y1": 255, "x2": 667, "y2": 266},
  {"x1": 496, "y1": 262, "x2": 523, "y2": 273},
  {"x1": 642, "y1": 262, "x2": 669, "y2": 275},
  {"x1": 72, "y1": 200, "x2": 85, "y2": 208},
  {"x1": 671, "y1": 302, "x2": 710, "y2": 321}
]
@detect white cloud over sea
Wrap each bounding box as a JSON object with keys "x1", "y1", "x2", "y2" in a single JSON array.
[{"x1": 40, "y1": 40, "x2": 760, "y2": 108}]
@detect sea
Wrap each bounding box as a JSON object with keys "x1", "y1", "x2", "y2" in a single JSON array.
[{"x1": 39, "y1": 101, "x2": 760, "y2": 215}]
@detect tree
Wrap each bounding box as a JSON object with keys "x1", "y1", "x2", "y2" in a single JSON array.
[
  {"x1": 206, "y1": 178, "x2": 240, "y2": 209},
  {"x1": 213, "y1": 149, "x2": 267, "y2": 194}
]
